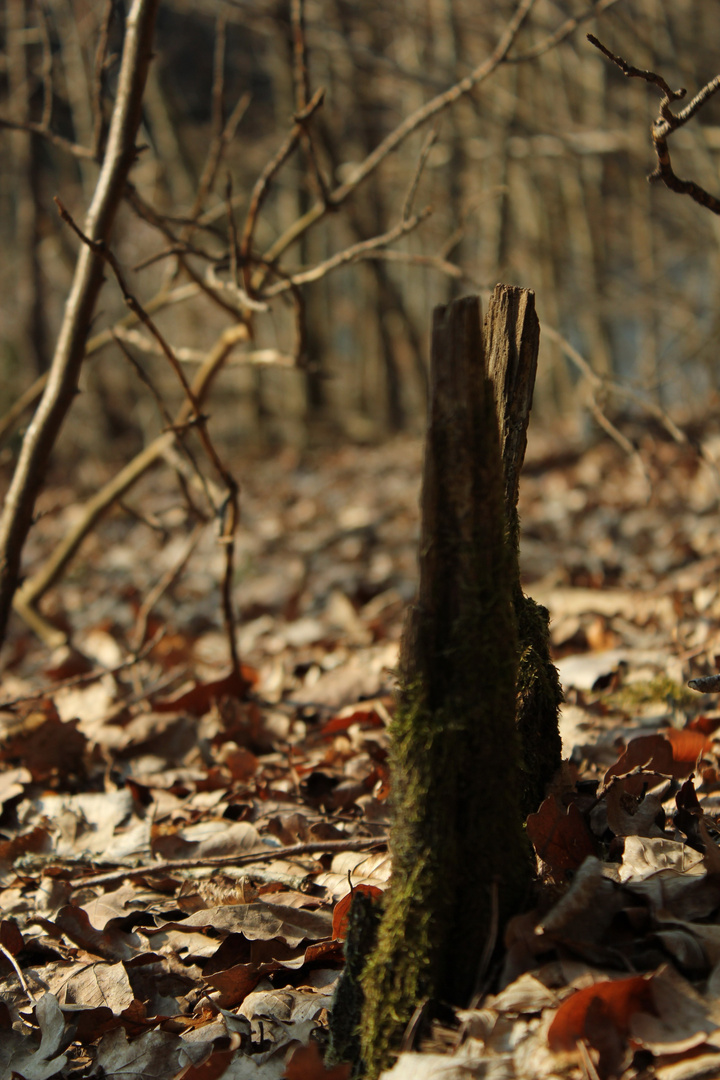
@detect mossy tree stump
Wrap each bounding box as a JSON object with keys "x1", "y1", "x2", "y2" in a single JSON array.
[{"x1": 355, "y1": 287, "x2": 562, "y2": 1078}]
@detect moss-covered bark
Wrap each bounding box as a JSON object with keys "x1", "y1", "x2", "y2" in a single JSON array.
[
  {"x1": 515, "y1": 588, "x2": 564, "y2": 817},
  {"x1": 357, "y1": 296, "x2": 534, "y2": 1078}
]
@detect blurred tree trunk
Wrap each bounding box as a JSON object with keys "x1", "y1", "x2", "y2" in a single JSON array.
[{"x1": 7, "y1": 0, "x2": 49, "y2": 376}]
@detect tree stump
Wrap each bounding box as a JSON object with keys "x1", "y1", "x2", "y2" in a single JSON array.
[{"x1": 354, "y1": 287, "x2": 561, "y2": 1078}]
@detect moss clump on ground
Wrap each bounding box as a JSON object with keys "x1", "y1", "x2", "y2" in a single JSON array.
[{"x1": 606, "y1": 673, "x2": 696, "y2": 712}]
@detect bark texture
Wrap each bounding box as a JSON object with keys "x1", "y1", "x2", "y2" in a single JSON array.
[
  {"x1": 484, "y1": 285, "x2": 564, "y2": 816},
  {"x1": 358, "y1": 292, "x2": 539, "y2": 1078}
]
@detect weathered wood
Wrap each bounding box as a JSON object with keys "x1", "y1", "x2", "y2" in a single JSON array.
[
  {"x1": 484, "y1": 283, "x2": 540, "y2": 523},
  {"x1": 484, "y1": 284, "x2": 563, "y2": 816},
  {"x1": 358, "y1": 294, "x2": 535, "y2": 1078}
]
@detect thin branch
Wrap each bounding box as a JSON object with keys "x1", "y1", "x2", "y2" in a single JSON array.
[
  {"x1": 36, "y1": 4, "x2": 54, "y2": 131},
  {"x1": 262, "y1": 206, "x2": 433, "y2": 296},
  {"x1": 0, "y1": 942, "x2": 34, "y2": 1005},
  {"x1": 0, "y1": 0, "x2": 161, "y2": 651},
  {"x1": 130, "y1": 523, "x2": 204, "y2": 652},
  {"x1": 71, "y1": 836, "x2": 389, "y2": 890},
  {"x1": 290, "y1": 0, "x2": 330, "y2": 204},
  {"x1": 240, "y1": 85, "x2": 325, "y2": 293},
  {"x1": 0, "y1": 628, "x2": 166, "y2": 709},
  {"x1": 402, "y1": 126, "x2": 438, "y2": 221},
  {"x1": 254, "y1": 0, "x2": 536, "y2": 284},
  {"x1": 53, "y1": 196, "x2": 244, "y2": 674},
  {"x1": 92, "y1": 0, "x2": 115, "y2": 159},
  {"x1": 508, "y1": 0, "x2": 622, "y2": 63},
  {"x1": 586, "y1": 34, "x2": 684, "y2": 106},
  {"x1": 14, "y1": 324, "x2": 247, "y2": 636},
  {"x1": 0, "y1": 115, "x2": 94, "y2": 158},
  {"x1": 588, "y1": 34, "x2": 720, "y2": 214}
]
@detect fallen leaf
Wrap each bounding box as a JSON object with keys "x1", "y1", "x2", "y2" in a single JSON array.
[
  {"x1": 332, "y1": 884, "x2": 383, "y2": 940},
  {"x1": 153, "y1": 668, "x2": 257, "y2": 716},
  {"x1": 526, "y1": 797, "x2": 597, "y2": 877},
  {"x1": 285, "y1": 1040, "x2": 351, "y2": 1080},
  {"x1": 548, "y1": 972, "x2": 655, "y2": 1052}
]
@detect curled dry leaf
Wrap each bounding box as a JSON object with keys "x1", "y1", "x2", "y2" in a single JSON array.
[
  {"x1": 604, "y1": 732, "x2": 711, "y2": 786},
  {"x1": 526, "y1": 796, "x2": 597, "y2": 878},
  {"x1": 332, "y1": 883, "x2": 383, "y2": 940},
  {"x1": 547, "y1": 971, "x2": 655, "y2": 1053}
]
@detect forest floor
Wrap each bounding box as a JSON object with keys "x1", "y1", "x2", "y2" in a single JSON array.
[{"x1": 2, "y1": 420, "x2": 720, "y2": 1079}]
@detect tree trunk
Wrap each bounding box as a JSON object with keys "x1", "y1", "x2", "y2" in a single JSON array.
[{"x1": 354, "y1": 287, "x2": 561, "y2": 1077}]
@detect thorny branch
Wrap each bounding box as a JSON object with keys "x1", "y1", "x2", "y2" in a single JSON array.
[{"x1": 588, "y1": 34, "x2": 720, "y2": 214}]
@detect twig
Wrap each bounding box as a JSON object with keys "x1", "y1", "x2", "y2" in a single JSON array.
[
  {"x1": 0, "y1": 0, "x2": 161, "y2": 652},
  {"x1": 543, "y1": 324, "x2": 690, "y2": 449},
  {"x1": 262, "y1": 206, "x2": 433, "y2": 296},
  {"x1": 240, "y1": 85, "x2": 325, "y2": 294},
  {"x1": 290, "y1": 0, "x2": 330, "y2": 204},
  {"x1": 55, "y1": 196, "x2": 219, "y2": 512},
  {"x1": 588, "y1": 34, "x2": 720, "y2": 214},
  {"x1": 92, "y1": 0, "x2": 115, "y2": 159},
  {"x1": 0, "y1": 281, "x2": 202, "y2": 447},
  {"x1": 0, "y1": 115, "x2": 94, "y2": 158},
  {"x1": 71, "y1": 836, "x2": 389, "y2": 890},
  {"x1": 402, "y1": 126, "x2": 438, "y2": 221},
  {"x1": 508, "y1": 0, "x2": 622, "y2": 62},
  {"x1": 0, "y1": 628, "x2": 165, "y2": 709},
  {"x1": 13, "y1": 325, "x2": 246, "y2": 636},
  {"x1": 113, "y1": 331, "x2": 176, "y2": 430},
  {"x1": 36, "y1": 4, "x2": 54, "y2": 131},
  {"x1": 0, "y1": 942, "x2": 34, "y2": 1005},
  {"x1": 182, "y1": 19, "x2": 250, "y2": 232},
  {"x1": 130, "y1": 524, "x2": 204, "y2": 652},
  {"x1": 255, "y1": 0, "x2": 535, "y2": 286}
]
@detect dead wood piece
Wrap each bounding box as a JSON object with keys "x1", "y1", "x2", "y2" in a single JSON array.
[{"x1": 359, "y1": 291, "x2": 551, "y2": 1078}]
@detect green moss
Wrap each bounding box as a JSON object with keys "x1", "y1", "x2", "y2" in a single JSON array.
[
  {"x1": 515, "y1": 592, "x2": 564, "y2": 816},
  {"x1": 327, "y1": 890, "x2": 382, "y2": 1076},
  {"x1": 607, "y1": 674, "x2": 695, "y2": 711},
  {"x1": 359, "y1": 607, "x2": 533, "y2": 1076}
]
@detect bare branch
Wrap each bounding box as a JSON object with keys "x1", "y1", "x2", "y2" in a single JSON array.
[
  {"x1": 588, "y1": 34, "x2": 720, "y2": 215},
  {"x1": 240, "y1": 85, "x2": 325, "y2": 293},
  {"x1": 255, "y1": 0, "x2": 536, "y2": 283},
  {"x1": 402, "y1": 126, "x2": 438, "y2": 221},
  {"x1": 508, "y1": 0, "x2": 622, "y2": 63},
  {"x1": 262, "y1": 206, "x2": 433, "y2": 296},
  {"x1": 0, "y1": 0, "x2": 161, "y2": 649},
  {"x1": 92, "y1": 0, "x2": 115, "y2": 159},
  {"x1": 71, "y1": 837, "x2": 389, "y2": 890},
  {"x1": 14, "y1": 325, "x2": 247, "y2": 636},
  {"x1": 0, "y1": 115, "x2": 95, "y2": 158}
]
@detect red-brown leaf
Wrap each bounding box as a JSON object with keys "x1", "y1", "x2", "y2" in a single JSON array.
[
  {"x1": 285, "y1": 1041, "x2": 351, "y2": 1080},
  {"x1": 526, "y1": 797, "x2": 596, "y2": 877},
  {"x1": 548, "y1": 974, "x2": 655, "y2": 1052},
  {"x1": 332, "y1": 885, "x2": 383, "y2": 941}
]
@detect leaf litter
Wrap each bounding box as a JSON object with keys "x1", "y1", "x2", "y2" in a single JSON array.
[{"x1": 3, "y1": 428, "x2": 720, "y2": 1077}]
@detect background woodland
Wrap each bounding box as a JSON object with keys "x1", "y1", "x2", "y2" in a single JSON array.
[{"x1": 2, "y1": 0, "x2": 720, "y2": 462}]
